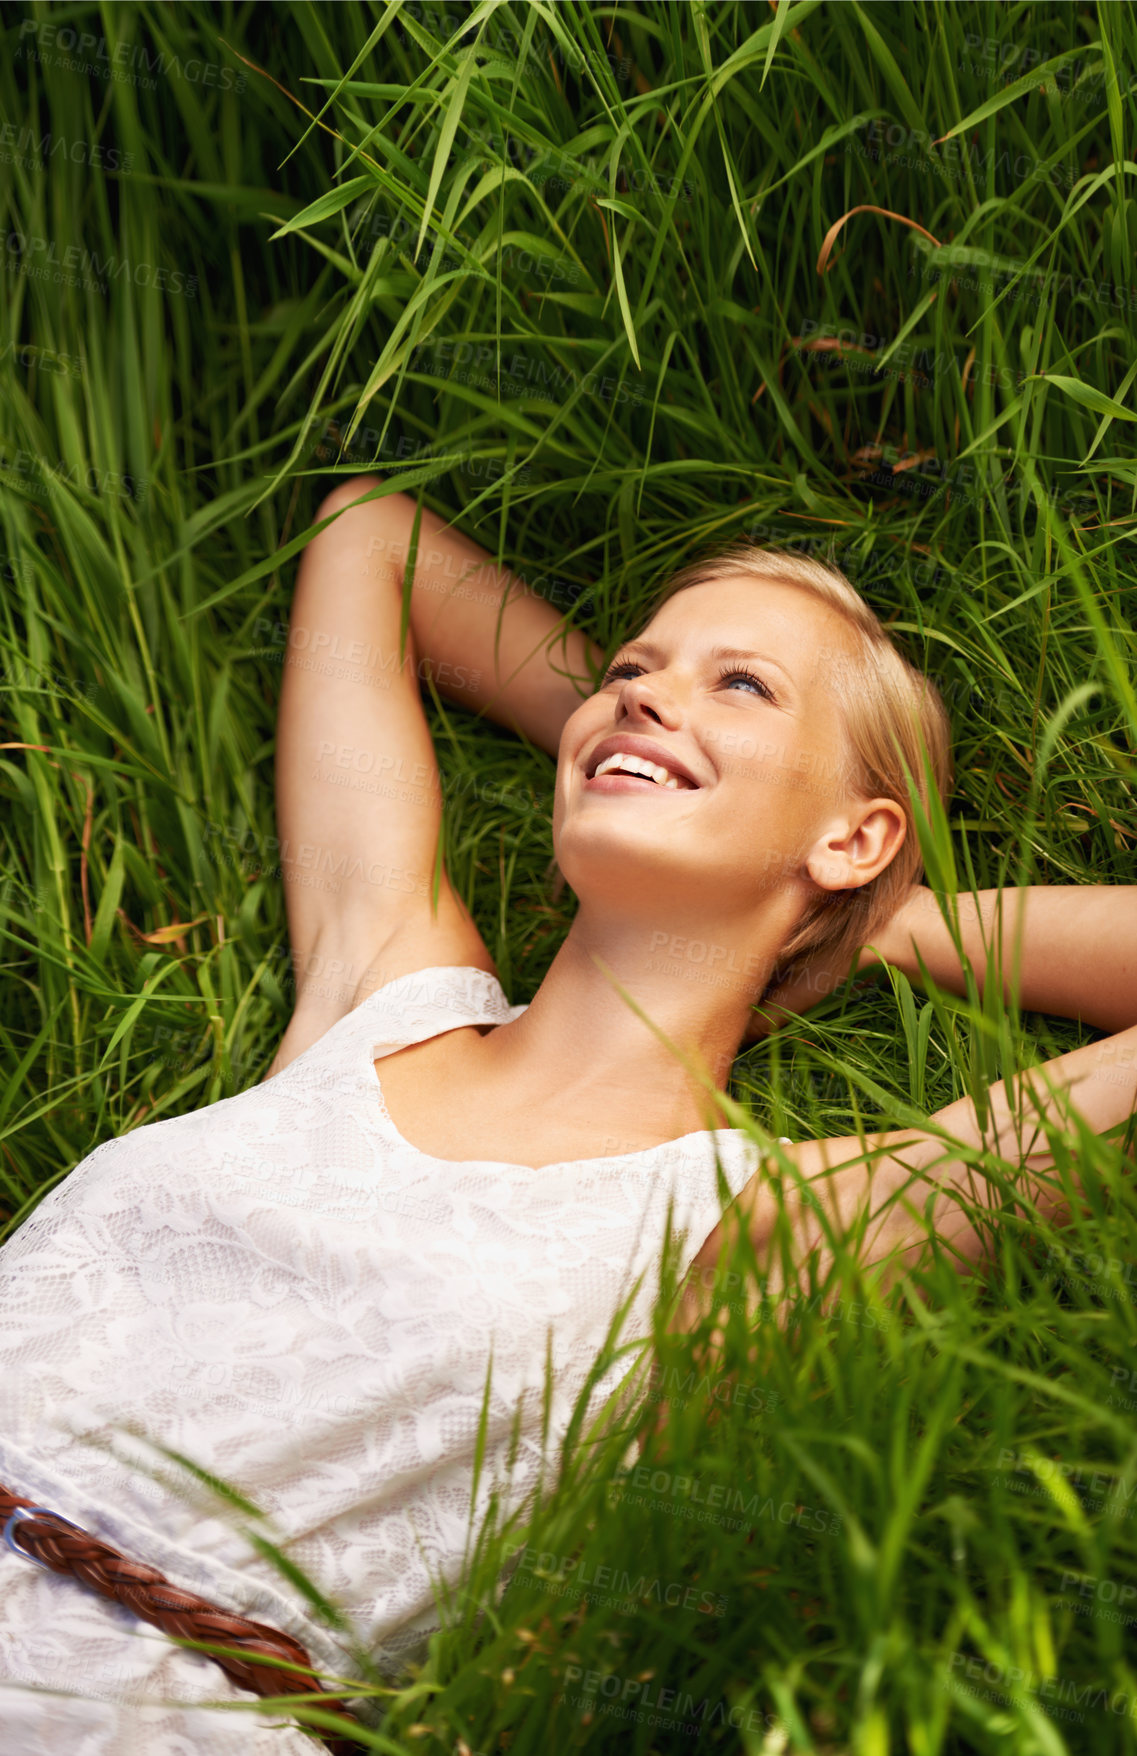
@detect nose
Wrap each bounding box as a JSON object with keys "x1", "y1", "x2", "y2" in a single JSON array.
[{"x1": 616, "y1": 668, "x2": 683, "y2": 729}]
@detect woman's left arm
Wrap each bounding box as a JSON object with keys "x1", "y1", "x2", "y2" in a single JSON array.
[
  {"x1": 357, "y1": 481, "x2": 604, "y2": 758},
  {"x1": 873, "y1": 883, "x2": 1137, "y2": 1035},
  {"x1": 748, "y1": 884, "x2": 1137, "y2": 1039},
  {"x1": 649, "y1": 1007, "x2": 1137, "y2": 1455}
]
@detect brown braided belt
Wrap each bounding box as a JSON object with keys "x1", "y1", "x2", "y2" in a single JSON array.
[{"x1": 0, "y1": 1481, "x2": 365, "y2": 1753}]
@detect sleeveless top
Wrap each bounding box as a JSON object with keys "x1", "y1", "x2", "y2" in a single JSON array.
[{"x1": 0, "y1": 967, "x2": 776, "y2": 1698}]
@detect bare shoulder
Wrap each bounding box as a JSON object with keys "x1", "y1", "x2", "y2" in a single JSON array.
[
  {"x1": 263, "y1": 907, "x2": 499, "y2": 1081},
  {"x1": 688, "y1": 1124, "x2": 941, "y2": 1276}
]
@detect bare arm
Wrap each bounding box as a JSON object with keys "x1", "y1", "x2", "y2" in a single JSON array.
[
  {"x1": 748, "y1": 883, "x2": 1137, "y2": 1039},
  {"x1": 265, "y1": 475, "x2": 604, "y2": 1072},
  {"x1": 673, "y1": 1015, "x2": 1137, "y2": 1345},
  {"x1": 356, "y1": 480, "x2": 606, "y2": 757},
  {"x1": 875, "y1": 883, "x2": 1137, "y2": 1034}
]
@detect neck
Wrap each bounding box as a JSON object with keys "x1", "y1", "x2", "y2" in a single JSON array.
[{"x1": 478, "y1": 897, "x2": 800, "y2": 1144}]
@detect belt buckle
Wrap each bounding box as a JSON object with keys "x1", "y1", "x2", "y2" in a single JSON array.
[{"x1": 3, "y1": 1504, "x2": 85, "y2": 1572}]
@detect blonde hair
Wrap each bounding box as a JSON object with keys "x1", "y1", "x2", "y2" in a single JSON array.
[{"x1": 641, "y1": 545, "x2": 954, "y2": 993}]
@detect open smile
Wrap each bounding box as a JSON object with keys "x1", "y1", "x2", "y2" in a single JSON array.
[
  {"x1": 585, "y1": 769, "x2": 690, "y2": 794},
  {"x1": 582, "y1": 738, "x2": 703, "y2": 794}
]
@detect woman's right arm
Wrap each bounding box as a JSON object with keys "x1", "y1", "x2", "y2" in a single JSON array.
[{"x1": 266, "y1": 475, "x2": 603, "y2": 1073}]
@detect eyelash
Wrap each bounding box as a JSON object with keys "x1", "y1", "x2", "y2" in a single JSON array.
[{"x1": 602, "y1": 659, "x2": 776, "y2": 703}]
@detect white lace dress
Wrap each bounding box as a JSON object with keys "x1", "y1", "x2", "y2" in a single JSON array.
[{"x1": 0, "y1": 967, "x2": 772, "y2": 1752}]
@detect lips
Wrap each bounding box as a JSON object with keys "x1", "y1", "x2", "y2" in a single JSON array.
[
  {"x1": 583, "y1": 734, "x2": 702, "y2": 791},
  {"x1": 587, "y1": 768, "x2": 679, "y2": 795}
]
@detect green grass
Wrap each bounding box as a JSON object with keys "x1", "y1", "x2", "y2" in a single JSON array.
[{"x1": 2, "y1": 1, "x2": 1136, "y2": 1750}]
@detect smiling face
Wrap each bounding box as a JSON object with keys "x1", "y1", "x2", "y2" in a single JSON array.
[{"x1": 554, "y1": 575, "x2": 897, "y2": 934}]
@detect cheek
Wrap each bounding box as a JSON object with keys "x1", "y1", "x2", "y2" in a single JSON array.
[
  {"x1": 746, "y1": 729, "x2": 839, "y2": 799},
  {"x1": 715, "y1": 765, "x2": 824, "y2": 862}
]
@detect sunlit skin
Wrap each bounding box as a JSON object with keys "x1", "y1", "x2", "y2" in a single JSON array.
[
  {"x1": 380, "y1": 578, "x2": 908, "y2": 1158},
  {"x1": 272, "y1": 479, "x2": 1137, "y2": 1287}
]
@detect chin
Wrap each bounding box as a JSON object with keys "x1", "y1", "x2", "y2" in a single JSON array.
[{"x1": 555, "y1": 827, "x2": 720, "y2": 914}]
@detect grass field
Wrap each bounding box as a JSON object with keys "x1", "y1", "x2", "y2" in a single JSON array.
[{"x1": 2, "y1": 1, "x2": 1136, "y2": 1750}]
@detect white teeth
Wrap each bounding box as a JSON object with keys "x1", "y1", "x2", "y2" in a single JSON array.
[{"x1": 593, "y1": 752, "x2": 684, "y2": 788}]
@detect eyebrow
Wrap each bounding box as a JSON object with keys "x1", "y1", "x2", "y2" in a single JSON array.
[{"x1": 617, "y1": 639, "x2": 797, "y2": 690}]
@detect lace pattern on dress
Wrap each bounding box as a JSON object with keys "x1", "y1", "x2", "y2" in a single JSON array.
[{"x1": 0, "y1": 966, "x2": 766, "y2": 1726}]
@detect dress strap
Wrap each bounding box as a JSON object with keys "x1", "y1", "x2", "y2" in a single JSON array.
[{"x1": 282, "y1": 966, "x2": 525, "y2": 1083}]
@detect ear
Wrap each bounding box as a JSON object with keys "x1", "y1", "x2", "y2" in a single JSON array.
[{"x1": 804, "y1": 798, "x2": 907, "y2": 893}]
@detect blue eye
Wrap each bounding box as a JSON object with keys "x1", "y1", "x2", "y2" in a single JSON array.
[
  {"x1": 717, "y1": 665, "x2": 775, "y2": 702},
  {"x1": 601, "y1": 659, "x2": 777, "y2": 704}
]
